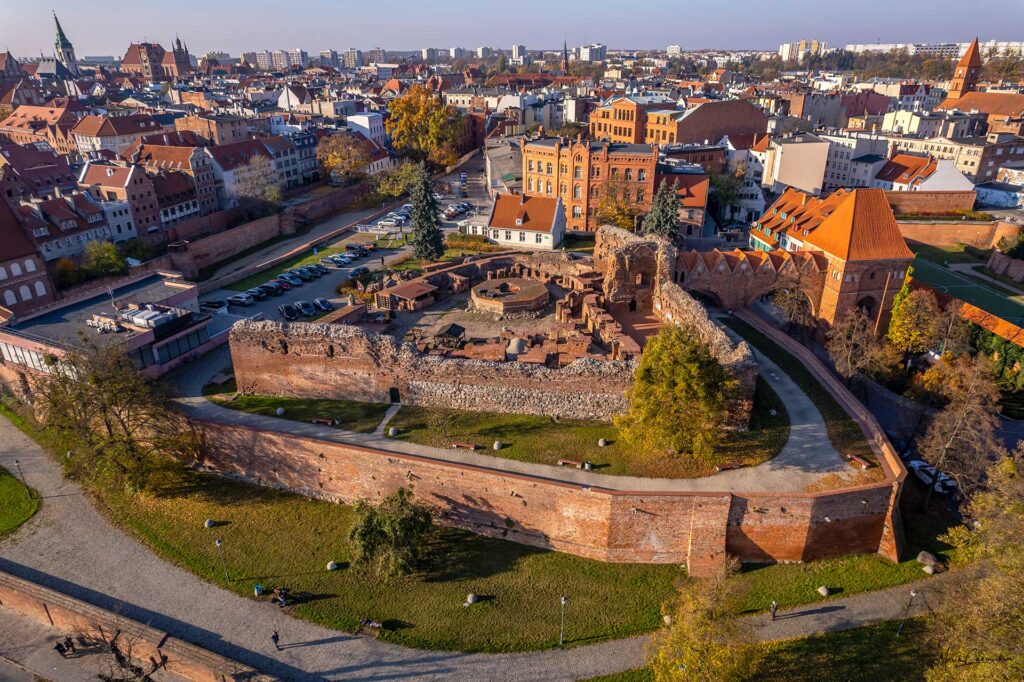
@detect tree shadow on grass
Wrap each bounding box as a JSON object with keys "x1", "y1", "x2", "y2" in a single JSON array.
[{"x1": 419, "y1": 526, "x2": 546, "y2": 583}]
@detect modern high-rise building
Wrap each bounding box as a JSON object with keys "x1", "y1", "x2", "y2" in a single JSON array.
[
  {"x1": 254, "y1": 51, "x2": 273, "y2": 70},
  {"x1": 319, "y1": 50, "x2": 338, "y2": 68},
  {"x1": 512, "y1": 44, "x2": 526, "y2": 60},
  {"x1": 450, "y1": 47, "x2": 466, "y2": 60},
  {"x1": 578, "y1": 43, "x2": 607, "y2": 62},
  {"x1": 778, "y1": 39, "x2": 827, "y2": 61},
  {"x1": 271, "y1": 50, "x2": 289, "y2": 70},
  {"x1": 367, "y1": 47, "x2": 387, "y2": 64},
  {"x1": 421, "y1": 47, "x2": 438, "y2": 62},
  {"x1": 287, "y1": 48, "x2": 308, "y2": 68},
  {"x1": 666, "y1": 45, "x2": 682, "y2": 56},
  {"x1": 240, "y1": 52, "x2": 259, "y2": 67},
  {"x1": 343, "y1": 48, "x2": 363, "y2": 68},
  {"x1": 476, "y1": 46, "x2": 492, "y2": 59}
]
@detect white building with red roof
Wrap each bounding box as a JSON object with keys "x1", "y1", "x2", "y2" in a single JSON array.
[{"x1": 480, "y1": 193, "x2": 566, "y2": 250}]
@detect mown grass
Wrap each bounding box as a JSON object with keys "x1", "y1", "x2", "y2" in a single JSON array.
[
  {"x1": 377, "y1": 376, "x2": 788, "y2": 479},
  {"x1": 209, "y1": 394, "x2": 390, "y2": 434},
  {"x1": 563, "y1": 233, "x2": 597, "y2": 254},
  {"x1": 0, "y1": 465, "x2": 39, "y2": 538},
  {"x1": 94, "y1": 468, "x2": 683, "y2": 653},
  {"x1": 908, "y1": 242, "x2": 989, "y2": 265},
  {"x1": 720, "y1": 316, "x2": 874, "y2": 464}
]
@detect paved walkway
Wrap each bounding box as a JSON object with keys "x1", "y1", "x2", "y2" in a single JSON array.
[
  {"x1": 0, "y1": 414, "x2": 952, "y2": 680},
  {"x1": 947, "y1": 262, "x2": 1024, "y2": 296},
  {"x1": 171, "y1": 321, "x2": 848, "y2": 494}
]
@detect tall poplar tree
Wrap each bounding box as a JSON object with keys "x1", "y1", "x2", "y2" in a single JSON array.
[{"x1": 408, "y1": 162, "x2": 445, "y2": 262}]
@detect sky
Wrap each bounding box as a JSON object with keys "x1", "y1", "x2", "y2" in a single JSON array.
[{"x1": 4, "y1": 0, "x2": 1023, "y2": 58}]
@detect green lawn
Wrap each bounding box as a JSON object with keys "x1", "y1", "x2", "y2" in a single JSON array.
[
  {"x1": 95, "y1": 469, "x2": 682, "y2": 653},
  {"x1": 226, "y1": 245, "x2": 356, "y2": 292},
  {"x1": 907, "y1": 242, "x2": 988, "y2": 265},
  {"x1": 562, "y1": 233, "x2": 596, "y2": 254},
  {"x1": 0, "y1": 465, "x2": 39, "y2": 538},
  {"x1": 210, "y1": 394, "x2": 390, "y2": 434},
  {"x1": 355, "y1": 376, "x2": 787, "y2": 479},
  {"x1": 720, "y1": 317, "x2": 874, "y2": 464},
  {"x1": 910, "y1": 258, "x2": 1024, "y2": 324}
]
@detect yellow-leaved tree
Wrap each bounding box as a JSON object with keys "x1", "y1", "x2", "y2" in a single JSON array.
[
  {"x1": 385, "y1": 85, "x2": 463, "y2": 166},
  {"x1": 317, "y1": 133, "x2": 370, "y2": 181},
  {"x1": 887, "y1": 285, "x2": 940, "y2": 355}
]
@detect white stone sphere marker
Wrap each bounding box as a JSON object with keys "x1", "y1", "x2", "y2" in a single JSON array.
[
  {"x1": 388, "y1": 426, "x2": 398, "y2": 437},
  {"x1": 327, "y1": 560, "x2": 339, "y2": 571},
  {"x1": 275, "y1": 407, "x2": 285, "y2": 416},
  {"x1": 204, "y1": 519, "x2": 214, "y2": 529},
  {"x1": 598, "y1": 438, "x2": 608, "y2": 447},
  {"x1": 817, "y1": 586, "x2": 830, "y2": 597},
  {"x1": 493, "y1": 441, "x2": 502, "y2": 451}
]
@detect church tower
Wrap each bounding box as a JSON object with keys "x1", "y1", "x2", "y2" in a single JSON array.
[
  {"x1": 948, "y1": 38, "x2": 982, "y2": 100},
  {"x1": 53, "y1": 12, "x2": 79, "y2": 76}
]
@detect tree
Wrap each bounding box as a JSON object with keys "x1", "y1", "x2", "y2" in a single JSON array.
[
  {"x1": 119, "y1": 237, "x2": 153, "y2": 263},
  {"x1": 915, "y1": 355, "x2": 1001, "y2": 503},
  {"x1": 349, "y1": 487, "x2": 433, "y2": 579},
  {"x1": 555, "y1": 122, "x2": 586, "y2": 138},
  {"x1": 826, "y1": 309, "x2": 896, "y2": 381},
  {"x1": 30, "y1": 341, "x2": 199, "y2": 492},
  {"x1": 317, "y1": 133, "x2": 370, "y2": 181},
  {"x1": 708, "y1": 171, "x2": 742, "y2": 224},
  {"x1": 887, "y1": 286, "x2": 941, "y2": 356},
  {"x1": 926, "y1": 447, "x2": 1024, "y2": 681},
  {"x1": 53, "y1": 257, "x2": 85, "y2": 289},
  {"x1": 771, "y1": 281, "x2": 815, "y2": 339},
  {"x1": 648, "y1": 560, "x2": 756, "y2": 681},
  {"x1": 385, "y1": 84, "x2": 463, "y2": 166},
  {"x1": 596, "y1": 172, "x2": 643, "y2": 231},
  {"x1": 84, "y1": 240, "x2": 128, "y2": 278},
  {"x1": 615, "y1": 325, "x2": 733, "y2": 458},
  {"x1": 642, "y1": 180, "x2": 680, "y2": 239},
  {"x1": 371, "y1": 160, "x2": 420, "y2": 199},
  {"x1": 408, "y1": 162, "x2": 445, "y2": 261},
  {"x1": 234, "y1": 154, "x2": 281, "y2": 206}
]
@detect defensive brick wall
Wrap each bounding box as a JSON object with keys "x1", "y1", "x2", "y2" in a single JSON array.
[
  {"x1": 230, "y1": 320, "x2": 635, "y2": 421},
  {"x1": 168, "y1": 214, "x2": 285, "y2": 279},
  {"x1": 194, "y1": 419, "x2": 899, "y2": 576},
  {"x1": 884, "y1": 190, "x2": 976, "y2": 214},
  {"x1": 898, "y1": 220, "x2": 1021, "y2": 249},
  {"x1": 0, "y1": 571, "x2": 269, "y2": 682}
]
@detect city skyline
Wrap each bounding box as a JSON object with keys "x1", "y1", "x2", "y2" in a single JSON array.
[{"x1": 3, "y1": 0, "x2": 1023, "y2": 58}]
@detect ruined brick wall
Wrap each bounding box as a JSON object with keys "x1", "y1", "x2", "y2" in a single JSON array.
[
  {"x1": 230, "y1": 321, "x2": 634, "y2": 421},
  {"x1": 652, "y1": 282, "x2": 758, "y2": 427},
  {"x1": 168, "y1": 215, "x2": 282, "y2": 279},
  {"x1": 884, "y1": 190, "x2": 976, "y2": 214},
  {"x1": 194, "y1": 420, "x2": 900, "y2": 575},
  {"x1": 988, "y1": 250, "x2": 1024, "y2": 282},
  {"x1": 898, "y1": 220, "x2": 1020, "y2": 249},
  {"x1": 593, "y1": 226, "x2": 675, "y2": 310}
]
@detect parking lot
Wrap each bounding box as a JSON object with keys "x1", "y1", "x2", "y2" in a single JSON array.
[{"x1": 199, "y1": 157, "x2": 490, "y2": 323}]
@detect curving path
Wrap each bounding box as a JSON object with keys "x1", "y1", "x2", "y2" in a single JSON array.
[{"x1": 0, "y1": 413, "x2": 951, "y2": 681}]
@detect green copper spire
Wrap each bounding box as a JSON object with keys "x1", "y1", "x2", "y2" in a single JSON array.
[{"x1": 54, "y1": 11, "x2": 72, "y2": 50}]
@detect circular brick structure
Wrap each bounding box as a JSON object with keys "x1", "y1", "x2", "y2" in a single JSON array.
[{"x1": 471, "y1": 278, "x2": 549, "y2": 314}]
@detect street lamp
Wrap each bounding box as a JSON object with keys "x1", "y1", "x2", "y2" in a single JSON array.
[
  {"x1": 13, "y1": 459, "x2": 30, "y2": 499},
  {"x1": 559, "y1": 594, "x2": 568, "y2": 646},
  {"x1": 896, "y1": 589, "x2": 917, "y2": 637},
  {"x1": 214, "y1": 538, "x2": 230, "y2": 582}
]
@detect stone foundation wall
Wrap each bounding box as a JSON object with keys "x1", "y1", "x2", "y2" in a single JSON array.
[
  {"x1": 194, "y1": 419, "x2": 900, "y2": 576},
  {"x1": 230, "y1": 321, "x2": 634, "y2": 421}
]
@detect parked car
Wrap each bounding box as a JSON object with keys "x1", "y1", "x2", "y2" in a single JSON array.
[
  {"x1": 313, "y1": 297, "x2": 334, "y2": 312},
  {"x1": 227, "y1": 293, "x2": 255, "y2": 306},
  {"x1": 245, "y1": 288, "x2": 268, "y2": 301},
  {"x1": 401, "y1": 203, "x2": 414, "y2": 212},
  {"x1": 362, "y1": 242, "x2": 378, "y2": 252},
  {"x1": 329, "y1": 255, "x2": 351, "y2": 266},
  {"x1": 278, "y1": 304, "x2": 299, "y2": 321},
  {"x1": 309, "y1": 264, "x2": 331, "y2": 275},
  {"x1": 377, "y1": 218, "x2": 400, "y2": 228},
  {"x1": 277, "y1": 273, "x2": 302, "y2": 286},
  {"x1": 321, "y1": 257, "x2": 340, "y2": 267},
  {"x1": 295, "y1": 300, "x2": 317, "y2": 317},
  {"x1": 199, "y1": 299, "x2": 228, "y2": 312},
  {"x1": 268, "y1": 278, "x2": 292, "y2": 290},
  {"x1": 350, "y1": 266, "x2": 369, "y2": 277},
  {"x1": 257, "y1": 284, "x2": 282, "y2": 297},
  {"x1": 289, "y1": 268, "x2": 316, "y2": 281}
]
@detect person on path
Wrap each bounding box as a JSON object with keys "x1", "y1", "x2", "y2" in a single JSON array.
[
  {"x1": 53, "y1": 642, "x2": 68, "y2": 658},
  {"x1": 271, "y1": 631, "x2": 280, "y2": 651},
  {"x1": 62, "y1": 636, "x2": 76, "y2": 654},
  {"x1": 770, "y1": 600, "x2": 779, "y2": 622}
]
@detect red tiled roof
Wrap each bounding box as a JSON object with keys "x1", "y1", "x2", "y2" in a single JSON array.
[
  {"x1": 72, "y1": 113, "x2": 163, "y2": 138},
  {"x1": 876, "y1": 154, "x2": 937, "y2": 185},
  {"x1": 488, "y1": 193, "x2": 561, "y2": 233},
  {"x1": 0, "y1": 199, "x2": 37, "y2": 262},
  {"x1": 802, "y1": 189, "x2": 914, "y2": 262},
  {"x1": 935, "y1": 91, "x2": 1024, "y2": 117}
]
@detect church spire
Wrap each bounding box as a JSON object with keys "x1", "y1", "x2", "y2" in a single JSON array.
[{"x1": 53, "y1": 11, "x2": 72, "y2": 49}]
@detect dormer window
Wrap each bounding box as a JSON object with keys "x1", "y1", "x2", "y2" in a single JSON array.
[{"x1": 515, "y1": 218, "x2": 523, "y2": 225}]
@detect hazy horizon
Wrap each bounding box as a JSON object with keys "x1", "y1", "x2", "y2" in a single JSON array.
[{"x1": 3, "y1": 0, "x2": 1023, "y2": 59}]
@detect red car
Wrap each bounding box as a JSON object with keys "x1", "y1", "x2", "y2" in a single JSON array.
[{"x1": 268, "y1": 278, "x2": 292, "y2": 290}]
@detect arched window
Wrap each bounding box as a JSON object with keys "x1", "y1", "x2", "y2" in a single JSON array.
[
  {"x1": 24, "y1": 259, "x2": 36, "y2": 273},
  {"x1": 3, "y1": 290, "x2": 15, "y2": 306},
  {"x1": 0, "y1": 266, "x2": 6, "y2": 280},
  {"x1": 34, "y1": 281, "x2": 46, "y2": 297},
  {"x1": 10, "y1": 263, "x2": 21, "y2": 277},
  {"x1": 19, "y1": 285, "x2": 32, "y2": 301},
  {"x1": 545, "y1": 181, "x2": 552, "y2": 195},
  {"x1": 573, "y1": 185, "x2": 582, "y2": 200}
]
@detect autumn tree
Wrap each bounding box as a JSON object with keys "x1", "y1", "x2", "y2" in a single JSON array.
[
  {"x1": 385, "y1": 84, "x2": 463, "y2": 166},
  {"x1": 926, "y1": 446, "x2": 1024, "y2": 681},
  {"x1": 349, "y1": 487, "x2": 433, "y2": 578},
  {"x1": 887, "y1": 286, "x2": 941, "y2": 356},
  {"x1": 84, "y1": 240, "x2": 128, "y2": 278},
  {"x1": 615, "y1": 325, "x2": 733, "y2": 458},
  {"x1": 234, "y1": 154, "x2": 281, "y2": 217},
  {"x1": 317, "y1": 133, "x2": 370, "y2": 181},
  {"x1": 642, "y1": 180, "x2": 680, "y2": 239},
  {"x1": 826, "y1": 309, "x2": 897, "y2": 381},
  {"x1": 371, "y1": 160, "x2": 421, "y2": 199},
  {"x1": 648, "y1": 559, "x2": 756, "y2": 681},
  {"x1": 596, "y1": 172, "x2": 643, "y2": 231},
  {"x1": 31, "y1": 342, "x2": 200, "y2": 493},
  {"x1": 915, "y1": 355, "x2": 1001, "y2": 503},
  {"x1": 408, "y1": 162, "x2": 445, "y2": 261}
]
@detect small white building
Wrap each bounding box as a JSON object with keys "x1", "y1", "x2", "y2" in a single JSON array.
[
  {"x1": 476, "y1": 193, "x2": 565, "y2": 250},
  {"x1": 346, "y1": 112, "x2": 386, "y2": 147}
]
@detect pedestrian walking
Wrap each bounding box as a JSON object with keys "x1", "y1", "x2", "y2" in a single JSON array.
[
  {"x1": 271, "y1": 631, "x2": 280, "y2": 651},
  {"x1": 770, "y1": 600, "x2": 779, "y2": 622},
  {"x1": 53, "y1": 642, "x2": 68, "y2": 658},
  {"x1": 63, "y1": 636, "x2": 76, "y2": 654}
]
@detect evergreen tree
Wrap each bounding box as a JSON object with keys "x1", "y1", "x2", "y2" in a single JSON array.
[
  {"x1": 408, "y1": 162, "x2": 445, "y2": 262},
  {"x1": 642, "y1": 179, "x2": 680, "y2": 239}
]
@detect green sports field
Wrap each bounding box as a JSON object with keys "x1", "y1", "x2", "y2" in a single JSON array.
[{"x1": 910, "y1": 257, "x2": 1024, "y2": 325}]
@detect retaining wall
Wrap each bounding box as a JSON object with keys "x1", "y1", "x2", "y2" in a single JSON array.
[
  {"x1": 0, "y1": 571, "x2": 269, "y2": 682},
  {"x1": 987, "y1": 250, "x2": 1024, "y2": 283}
]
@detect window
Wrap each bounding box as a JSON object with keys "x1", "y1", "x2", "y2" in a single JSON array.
[
  {"x1": 572, "y1": 206, "x2": 582, "y2": 218},
  {"x1": 535, "y1": 234, "x2": 543, "y2": 244},
  {"x1": 637, "y1": 189, "x2": 645, "y2": 203},
  {"x1": 574, "y1": 166, "x2": 582, "y2": 179},
  {"x1": 34, "y1": 281, "x2": 46, "y2": 297},
  {"x1": 546, "y1": 162, "x2": 553, "y2": 174},
  {"x1": 504, "y1": 230, "x2": 512, "y2": 240},
  {"x1": 638, "y1": 169, "x2": 646, "y2": 181},
  {"x1": 528, "y1": 160, "x2": 534, "y2": 172},
  {"x1": 573, "y1": 185, "x2": 582, "y2": 199},
  {"x1": 10, "y1": 263, "x2": 21, "y2": 277},
  {"x1": 3, "y1": 291, "x2": 14, "y2": 305},
  {"x1": 625, "y1": 168, "x2": 632, "y2": 181},
  {"x1": 546, "y1": 181, "x2": 552, "y2": 195},
  {"x1": 0, "y1": 267, "x2": 5, "y2": 280},
  {"x1": 519, "y1": 231, "x2": 526, "y2": 241},
  {"x1": 528, "y1": 178, "x2": 534, "y2": 192},
  {"x1": 492, "y1": 229, "x2": 499, "y2": 239},
  {"x1": 611, "y1": 167, "x2": 619, "y2": 176},
  {"x1": 19, "y1": 285, "x2": 31, "y2": 301}
]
